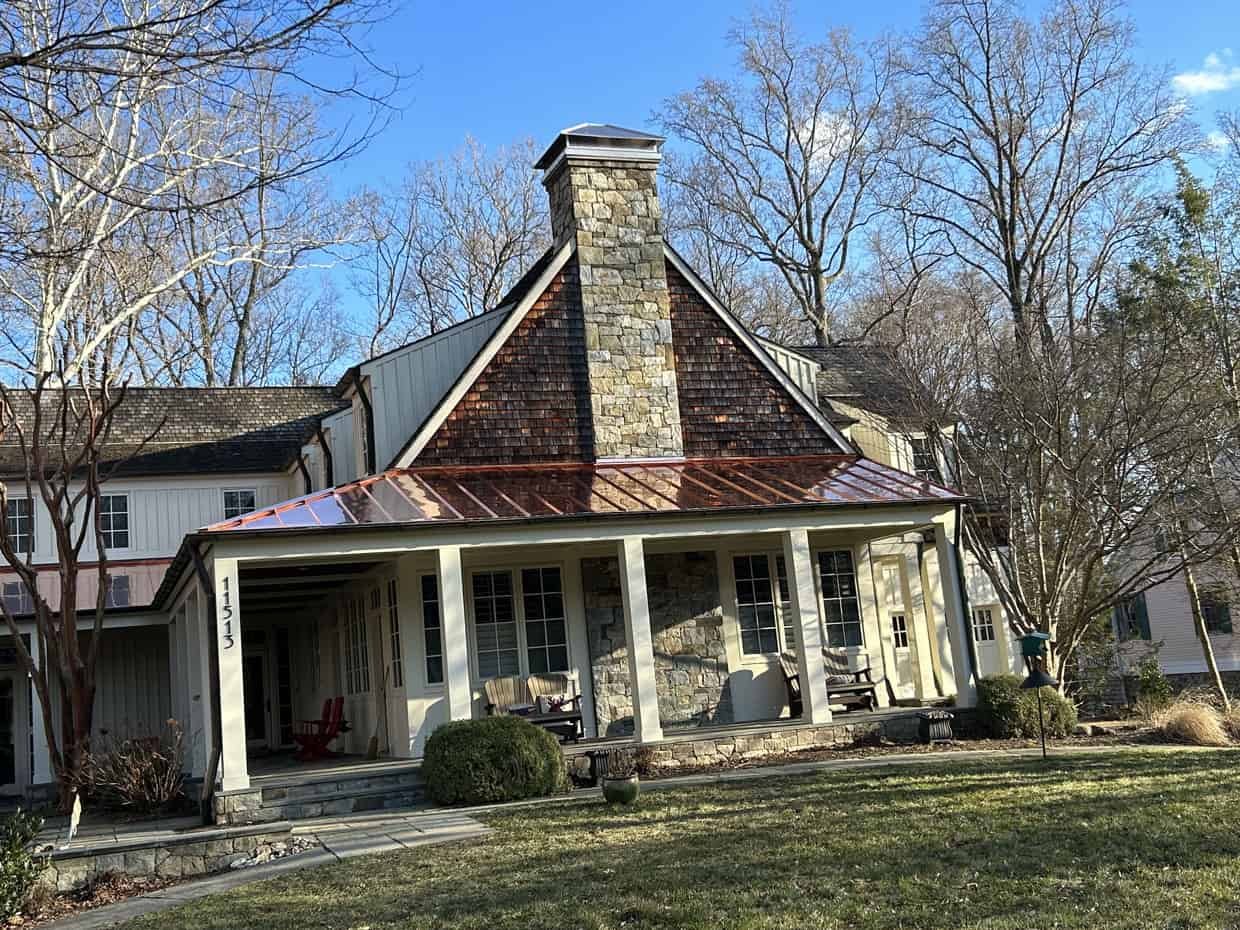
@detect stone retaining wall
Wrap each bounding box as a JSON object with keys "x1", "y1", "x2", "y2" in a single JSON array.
[
  {"x1": 583, "y1": 552, "x2": 732, "y2": 735},
  {"x1": 565, "y1": 712, "x2": 952, "y2": 781},
  {"x1": 39, "y1": 822, "x2": 293, "y2": 893}
]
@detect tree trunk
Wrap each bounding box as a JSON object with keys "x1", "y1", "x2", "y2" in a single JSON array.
[{"x1": 1182, "y1": 560, "x2": 1230, "y2": 709}]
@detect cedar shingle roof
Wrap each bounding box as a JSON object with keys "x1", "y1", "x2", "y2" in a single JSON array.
[
  {"x1": 0, "y1": 387, "x2": 347, "y2": 477},
  {"x1": 794, "y1": 345, "x2": 930, "y2": 425}
]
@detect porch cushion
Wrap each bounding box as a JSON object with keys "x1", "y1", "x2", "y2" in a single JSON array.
[{"x1": 825, "y1": 674, "x2": 855, "y2": 686}]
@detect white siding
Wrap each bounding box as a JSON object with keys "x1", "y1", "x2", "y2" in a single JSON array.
[
  {"x1": 362, "y1": 312, "x2": 508, "y2": 470},
  {"x1": 1130, "y1": 571, "x2": 1240, "y2": 675},
  {"x1": 18, "y1": 474, "x2": 297, "y2": 565},
  {"x1": 759, "y1": 338, "x2": 821, "y2": 398},
  {"x1": 322, "y1": 407, "x2": 357, "y2": 486}
]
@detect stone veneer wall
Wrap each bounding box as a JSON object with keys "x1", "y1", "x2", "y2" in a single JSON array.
[
  {"x1": 38, "y1": 823, "x2": 293, "y2": 892},
  {"x1": 583, "y1": 552, "x2": 732, "y2": 735},
  {"x1": 545, "y1": 158, "x2": 683, "y2": 459}
]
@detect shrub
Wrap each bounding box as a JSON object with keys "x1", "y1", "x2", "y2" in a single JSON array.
[
  {"x1": 1134, "y1": 655, "x2": 1173, "y2": 711},
  {"x1": 976, "y1": 675, "x2": 1078, "y2": 739},
  {"x1": 78, "y1": 721, "x2": 187, "y2": 814},
  {"x1": 1154, "y1": 698, "x2": 1230, "y2": 747},
  {"x1": 0, "y1": 810, "x2": 46, "y2": 921},
  {"x1": 422, "y1": 716, "x2": 567, "y2": 806}
]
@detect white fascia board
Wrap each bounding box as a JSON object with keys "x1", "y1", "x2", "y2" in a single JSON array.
[
  {"x1": 392, "y1": 239, "x2": 577, "y2": 468},
  {"x1": 662, "y1": 246, "x2": 856, "y2": 455}
]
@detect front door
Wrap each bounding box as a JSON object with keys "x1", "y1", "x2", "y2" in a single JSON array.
[{"x1": 242, "y1": 644, "x2": 269, "y2": 750}]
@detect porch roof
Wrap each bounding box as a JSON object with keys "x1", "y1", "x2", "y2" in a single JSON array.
[{"x1": 202, "y1": 455, "x2": 964, "y2": 535}]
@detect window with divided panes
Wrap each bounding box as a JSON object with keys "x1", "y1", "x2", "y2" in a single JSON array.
[
  {"x1": 817, "y1": 550, "x2": 864, "y2": 647},
  {"x1": 386, "y1": 578, "x2": 404, "y2": 687},
  {"x1": 421, "y1": 575, "x2": 443, "y2": 685},
  {"x1": 471, "y1": 567, "x2": 569, "y2": 680},
  {"x1": 971, "y1": 607, "x2": 997, "y2": 642}
]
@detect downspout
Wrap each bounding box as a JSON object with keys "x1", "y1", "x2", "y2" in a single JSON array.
[
  {"x1": 950, "y1": 503, "x2": 980, "y2": 690},
  {"x1": 315, "y1": 423, "x2": 334, "y2": 487},
  {"x1": 354, "y1": 372, "x2": 377, "y2": 475},
  {"x1": 295, "y1": 453, "x2": 313, "y2": 495},
  {"x1": 191, "y1": 544, "x2": 223, "y2": 825}
]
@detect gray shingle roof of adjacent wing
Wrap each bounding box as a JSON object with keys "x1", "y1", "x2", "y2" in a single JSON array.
[
  {"x1": 0, "y1": 387, "x2": 348, "y2": 477},
  {"x1": 793, "y1": 345, "x2": 932, "y2": 425}
]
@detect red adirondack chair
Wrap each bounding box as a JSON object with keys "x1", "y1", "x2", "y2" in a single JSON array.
[{"x1": 294, "y1": 696, "x2": 345, "y2": 760}]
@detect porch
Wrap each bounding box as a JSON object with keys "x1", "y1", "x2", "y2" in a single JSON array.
[{"x1": 162, "y1": 455, "x2": 978, "y2": 815}]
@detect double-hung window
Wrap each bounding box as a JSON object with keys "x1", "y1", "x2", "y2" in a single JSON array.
[
  {"x1": 470, "y1": 566, "x2": 570, "y2": 681},
  {"x1": 971, "y1": 607, "x2": 997, "y2": 642},
  {"x1": 223, "y1": 489, "x2": 256, "y2": 520},
  {"x1": 1, "y1": 581, "x2": 31, "y2": 615},
  {"x1": 1201, "y1": 589, "x2": 1233, "y2": 636},
  {"x1": 5, "y1": 498, "x2": 33, "y2": 554},
  {"x1": 891, "y1": 613, "x2": 909, "y2": 649},
  {"x1": 99, "y1": 494, "x2": 130, "y2": 550},
  {"x1": 734, "y1": 554, "x2": 783, "y2": 656},
  {"x1": 105, "y1": 575, "x2": 130, "y2": 608},
  {"x1": 818, "y1": 551, "x2": 864, "y2": 647},
  {"x1": 909, "y1": 437, "x2": 940, "y2": 481}
]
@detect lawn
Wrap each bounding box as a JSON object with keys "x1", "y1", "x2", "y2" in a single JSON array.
[{"x1": 127, "y1": 749, "x2": 1240, "y2": 930}]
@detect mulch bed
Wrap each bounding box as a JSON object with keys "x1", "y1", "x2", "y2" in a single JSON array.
[{"x1": 20, "y1": 873, "x2": 177, "y2": 926}]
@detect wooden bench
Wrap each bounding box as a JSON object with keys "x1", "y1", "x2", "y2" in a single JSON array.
[
  {"x1": 483, "y1": 674, "x2": 584, "y2": 741},
  {"x1": 779, "y1": 652, "x2": 878, "y2": 715}
]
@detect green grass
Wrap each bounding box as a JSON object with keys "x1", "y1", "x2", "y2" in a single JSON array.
[{"x1": 127, "y1": 749, "x2": 1240, "y2": 930}]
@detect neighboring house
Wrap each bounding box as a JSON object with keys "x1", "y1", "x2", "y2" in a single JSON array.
[
  {"x1": 1112, "y1": 556, "x2": 1240, "y2": 690},
  {"x1": 0, "y1": 124, "x2": 980, "y2": 804}
]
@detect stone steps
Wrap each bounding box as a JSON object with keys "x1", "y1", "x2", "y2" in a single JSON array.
[{"x1": 217, "y1": 765, "x2": 427, "y2": 825}]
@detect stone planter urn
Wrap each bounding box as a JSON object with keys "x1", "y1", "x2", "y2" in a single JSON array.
[{"x1": 601, "y1": 774, "x2": 640, "y2": 805}]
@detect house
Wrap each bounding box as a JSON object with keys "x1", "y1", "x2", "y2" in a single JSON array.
[{"x1": 0, "y1": 124, "x2": 980, "y2": 813}]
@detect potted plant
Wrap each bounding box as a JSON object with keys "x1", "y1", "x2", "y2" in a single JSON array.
[{"x1": 600, "y1": 748, "x2": 640, "y2": 804}]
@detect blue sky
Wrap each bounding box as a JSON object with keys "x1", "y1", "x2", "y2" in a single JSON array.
[{"x1": 324, "y1": 0, "x2": 1240, "y2": 190}]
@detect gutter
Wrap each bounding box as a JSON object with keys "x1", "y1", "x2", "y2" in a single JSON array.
[{"x1": 354, "y1": 371, "x2": 377, "y2": 475}]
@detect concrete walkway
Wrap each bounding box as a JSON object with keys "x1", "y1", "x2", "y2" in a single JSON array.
[{"x1": 41, "y1": 809, "x2": 490, "y2": 930}]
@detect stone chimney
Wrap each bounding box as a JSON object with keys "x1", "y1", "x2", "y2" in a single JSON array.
[{"x1": 535, "y1": 124, "x2": 683, "y2": 460}]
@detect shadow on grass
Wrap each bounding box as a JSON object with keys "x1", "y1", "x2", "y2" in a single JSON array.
[{"x1": 128, "y1": 750, "x2": 1240, "y2": 930}]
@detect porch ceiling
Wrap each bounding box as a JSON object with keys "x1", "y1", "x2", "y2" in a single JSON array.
[
  {"x1": 237, "y1": 560, "x2": 380, "y2": 616},
  {"x1": 204, "y1": 455, "x2": 964, "y2": 536}
]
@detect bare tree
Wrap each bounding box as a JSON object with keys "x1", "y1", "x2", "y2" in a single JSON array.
[
  {"x1": 657, "y1": 3, "x2": 899, "y2": 345},
  {"x1": 0, "y1": 371, "x2": 154, "y2": 807},
  {"x1": 896, "y1": 0, "x2": 1196, "y2": 353},
  {"x1": 351, "y1": 136, "x2": 548, "y2": 353},
  {"x1": 0, "y1": 0, "x2": 391, "y2": 379}
]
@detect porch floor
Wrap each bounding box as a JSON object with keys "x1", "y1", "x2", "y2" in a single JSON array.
[{"x1": 249, "y1": 752, "x2": 423, "y2": 788}]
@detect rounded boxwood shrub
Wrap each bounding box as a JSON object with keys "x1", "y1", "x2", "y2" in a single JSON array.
[
  {"x1": 422, "y1": 716, "x2": 567, "y2": 805},
  {"x1": 976, "y1": 674, "x2": 1078, "y2": 739}
]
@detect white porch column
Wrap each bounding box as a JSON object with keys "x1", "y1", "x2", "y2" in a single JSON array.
[
  {"x1": 193, "y1": 588, "x2": 215, "y2": 780},
  {"x1": 782, "y1": 529, "x2": 831, "y2": 724},
  {"x1": 213, "y1": 557, "x2": 249, "y2": 792},
  {"x1": 902, "y1": 548, "x2": 940, "y2": 700},
  {"x1": 932, "y1": 513, "x2": 978, "y2": 706},
  {"x1": 617, "y1": 536, "x2": 662, "y2": 742},
  {"x1": 27, "y1": 632, "x2": 51, "y2": 787},
  {"x1": 437, "y1": 546, "x2": 473, "y2": 721}
]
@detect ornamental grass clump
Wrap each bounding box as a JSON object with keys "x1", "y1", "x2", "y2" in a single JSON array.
[{"x1": 1154, "y1": 697, "x2": 1230, "y2": 747}]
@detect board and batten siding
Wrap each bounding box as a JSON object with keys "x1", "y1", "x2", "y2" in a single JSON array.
[
  {"x1": 757, "y1": 338, "x2": 821, "y2": 399},
  {"x1": 321, "y1": 406, "x2": 357, "y2": 487},
  {"x1": 362, "y1": 312, "x2": 509, "y2": 470},
  {"x1": 15, "y1": 474, "x2": 297, "y2": 564}
]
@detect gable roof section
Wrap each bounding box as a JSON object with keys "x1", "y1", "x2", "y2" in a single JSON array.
[
  {"x1": 391, "y1": 239, "x2": 577, "y2": 468},
  {"x1": 0, "y1": 387, "x2": 346, "y2": 478},
  {"x1": 663, "y1": 246, "x2": 854, "y2": 455},
  {"x1": 795, "y1": 345, "x2": 931, "y2": 426},
  {"x1": 414, "y1": 256, "x2": 595, "y2": 465}
]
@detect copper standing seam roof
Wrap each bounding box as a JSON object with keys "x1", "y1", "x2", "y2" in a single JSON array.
[{"x1": 203, "y1": 455, "x2": 965, "y2": 535}]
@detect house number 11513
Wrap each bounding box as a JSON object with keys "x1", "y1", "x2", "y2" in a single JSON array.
[{"x1": 220, "y1": 576, "x2": 235, "y2": 649}]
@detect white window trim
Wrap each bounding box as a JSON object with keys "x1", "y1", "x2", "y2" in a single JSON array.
[
  {"x1": 812, "y1": 547, "x2": 867, "y2": 653},
  {"x1": 5, "y1": 497, "x2": 34, "y2": 556},
  {"x1": 971, "y1": 606, "x2": 998, "y2": 643},
  {"x1": 417, "y1": 571, "x2": 445, "y2": 692},
  {"x1": 222, "y1": 488, "x2": 258, "y2": 521},
  {"x1": 464, "y1": 562, "x2": 572, "y2": 686},
  {"x1": 98, "y1": 492, "x2": 131, "y2": 552}
]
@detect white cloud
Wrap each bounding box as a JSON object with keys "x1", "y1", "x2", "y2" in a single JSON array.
[
  {"x1": 1174, "y1": 50, "x2": 1240, "y2": 95},
  {"x1": 1207, "y1": 130, "x2": 1232, "y2": 151}
]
